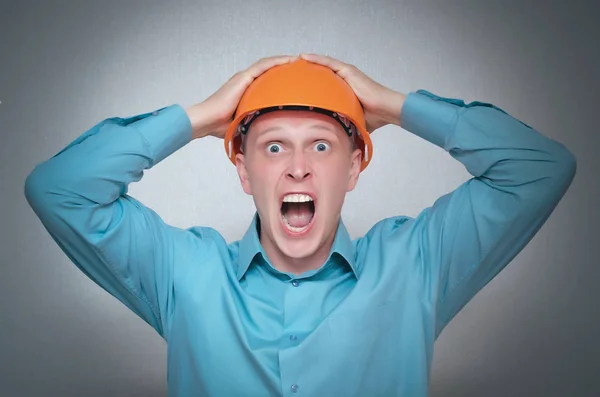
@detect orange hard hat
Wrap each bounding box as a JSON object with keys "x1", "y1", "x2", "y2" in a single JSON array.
[{"x1": 223, "y1": 58, "x2": 373, "y2": 171}]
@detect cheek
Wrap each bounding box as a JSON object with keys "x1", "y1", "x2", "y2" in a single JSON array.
[
  {"x1": 316, "y1": 163, "x2": 351, "y2": 205},
  {"x1": 248, "y1": 167, "x2": 280, "y2": 203},
  {"x1": 324, "y1": 156, "x2": 351, "y2": 183}
]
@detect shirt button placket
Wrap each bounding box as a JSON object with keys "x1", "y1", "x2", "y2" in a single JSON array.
[{"x1": 285, "y1": 279, "x2": 301, "y2": 394}]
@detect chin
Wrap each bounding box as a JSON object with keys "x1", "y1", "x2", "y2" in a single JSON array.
[{"x1": 274, "y1": 231, "x2": 323, "y2": 260}]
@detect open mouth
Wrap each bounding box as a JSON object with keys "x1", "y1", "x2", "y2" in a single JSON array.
[{"x1": 280, "y1": 193, "x2": 316, "y2": 234}]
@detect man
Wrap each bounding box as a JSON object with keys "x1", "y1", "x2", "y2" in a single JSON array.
[{"x1": 24, "y1": 54, "x2": 577, "y2": 396}]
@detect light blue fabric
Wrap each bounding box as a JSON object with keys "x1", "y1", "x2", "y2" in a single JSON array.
[{"x1": 24, "y1": 90, "x2": 577, "y2": 396}]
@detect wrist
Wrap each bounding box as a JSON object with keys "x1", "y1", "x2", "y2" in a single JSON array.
[
  {"x1": 185, "y1": 102, "x2": 220, "y2": 140},
  {"x1": 383, "y1": 90, "x2": 406, "y2": 127}
]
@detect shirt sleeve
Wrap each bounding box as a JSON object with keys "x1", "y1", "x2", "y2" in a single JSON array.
[
  {"x1": 24, "y1": 104, "x2": 194, "y2": 339},
  {"x1": 399, "y1": 90, "x2": 577, "y2": 339}
]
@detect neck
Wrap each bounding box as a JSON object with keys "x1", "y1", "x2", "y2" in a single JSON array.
[{"x1": 259, "y1": 217, "x2": 337, "y2": 276}]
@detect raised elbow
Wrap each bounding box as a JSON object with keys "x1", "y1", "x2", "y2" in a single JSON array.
[
  {"x1": 554, "y1": 144, "x2": 577, "y2": 186},
  {"x1": 24, "y1": 166, "x2": 50, "y2": 213}
]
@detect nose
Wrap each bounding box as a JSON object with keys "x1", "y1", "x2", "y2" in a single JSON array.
[{"x1": 286, "y1": 149, "x2": 311, "y2": 180}]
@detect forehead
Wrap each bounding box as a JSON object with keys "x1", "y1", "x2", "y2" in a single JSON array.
[{"x1": 250, "y1": 110, "x2": 342, "y2": 134}]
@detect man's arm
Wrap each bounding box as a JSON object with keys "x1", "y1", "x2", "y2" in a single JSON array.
[
  {"x1": 23, "y1": 104, "x2": 200, "y2": 339},
  {"x1": 292, "y1": 54, "x2": 576, "y2": 338},
  {"x1": 398, "y1": 90, "x2": 577, "y2": 338},
  {"x1": 23, "y1": 56, "x2": 299, "y2": 340}
]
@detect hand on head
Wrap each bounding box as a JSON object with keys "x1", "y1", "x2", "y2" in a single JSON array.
[
  {"x1": 187, "y1": 53, "x2": 405, "y2": 140},
  {"x1": 186, "y1": 55, "x2": 298, "y2": 140},
  {"x1": 298, "y1": 53, "x2": 405, "y2": 133}
]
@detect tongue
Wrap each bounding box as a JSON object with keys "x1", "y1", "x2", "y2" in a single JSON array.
[{"x1": 283, "y1": 202, "x2": 313, "y2": 228}]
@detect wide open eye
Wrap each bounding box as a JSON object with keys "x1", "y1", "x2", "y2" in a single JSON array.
[
  {"x1": 267, "y1": 143, "x2": 283, "y2": 153},
  {"x1": 314, "y1": 142, "x2": 330, "y2": 152}
]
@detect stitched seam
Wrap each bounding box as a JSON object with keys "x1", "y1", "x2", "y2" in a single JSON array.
[
  {"x1": 444, "y1": 107, "x2": 463, "y2": 150},
  {"x1": 95, "y1": 240, "x2": 162, "y2": 324},
  {"x1": 95, "y1": 124, "x2": 161, "y2": 324}
]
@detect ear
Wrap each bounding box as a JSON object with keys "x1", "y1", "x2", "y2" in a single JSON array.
[
  {"x1": 235, "y1": 153, "x2": 252, "y2": 195},
  {"x1": 346, "y1": 148, "x2": 362, "y2": 192}
]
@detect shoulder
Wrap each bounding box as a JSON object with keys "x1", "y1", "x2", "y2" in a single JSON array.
[
  {"x1": 357, "y1": 215, "x2": 417, "y2": 245},
  {"x1": 173, "y1": 225, "x2": 231, "y2": 257},
  {"x1": 185, "y1": 225, "x2": 226, "y2": 242},
  {"x1": 351, "y1": 215, "x2": 428, "y2": 281},
  {"x1": 352, "y1": 215, "x2": 419, "y2": 262},
  {"x1": 172, "y1": 225, "x2": 240, "y2": 278}
]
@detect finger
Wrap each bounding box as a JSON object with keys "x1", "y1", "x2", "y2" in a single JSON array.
[
  {"x1": 247, "y1": 55, "x2": 297, "y2": 79},
  {"x1": 299, "y1": 53, "x2": 347, "y2": 72}
]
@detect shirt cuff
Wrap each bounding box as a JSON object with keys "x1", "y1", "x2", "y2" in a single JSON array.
[
  {"x1": 126, "y1": 104, "x2": 193, "y2": 165},
  {"x1": 399, "y1": 89, "x2": 462, "y2": 150}
]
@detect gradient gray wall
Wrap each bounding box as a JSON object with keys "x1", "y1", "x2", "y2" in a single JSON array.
[{"x1": 2, "y1": 0, "x2": 598, "y2": 396}]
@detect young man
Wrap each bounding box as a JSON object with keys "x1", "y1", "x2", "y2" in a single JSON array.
[{"x1": 24, "y1": 54, "x2": 577, "y2": 396}]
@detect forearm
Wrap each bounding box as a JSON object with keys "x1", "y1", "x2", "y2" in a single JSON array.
[
  {"x1": 25, "y1": 104, "x2": 192, "y2": 206},
  {"x1": 399, "y1": 90, "x2": 576, "y2": 185},
  {"x1": 186, "y1": 102, "x2": 220, "y2": 140}
]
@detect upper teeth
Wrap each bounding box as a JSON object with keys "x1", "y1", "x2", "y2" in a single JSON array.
[{"x1": 283, "y1": 194, "x2": 313, "y2": 203}]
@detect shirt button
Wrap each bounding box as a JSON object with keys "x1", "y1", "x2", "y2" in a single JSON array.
[
  {"x1": 152, "y1": 110, "x2": 159, "y2": 116},
  {"x1": 290, "y1": 384, "x2": 299, "y2": 393},
  {"x1": 289, "y1": 335, "x2": 297, "y2": 341},
  {"x1": 291, "y1": 280, "x2": 299, "y2": 287}
]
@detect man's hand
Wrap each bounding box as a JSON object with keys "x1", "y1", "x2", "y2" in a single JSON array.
[
  {"x1": 299, "y1": 53, "x2": 406, "y2": 134},
  {"x1": 187, "y1": 55, "x2": 299, "y2": 140}
]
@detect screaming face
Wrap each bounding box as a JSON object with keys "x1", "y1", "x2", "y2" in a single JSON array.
[{"x1": 235, "y1": 110, "x2": 362, "y2": 274}]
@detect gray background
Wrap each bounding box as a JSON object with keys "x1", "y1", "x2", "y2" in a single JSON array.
[{"x1": 1, "y1": 0, "x2": 598, "y2": 396}]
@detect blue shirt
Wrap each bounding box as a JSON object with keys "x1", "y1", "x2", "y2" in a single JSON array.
[{"x1": 24, "y1": 90, "x2": 577, "y2": 396}]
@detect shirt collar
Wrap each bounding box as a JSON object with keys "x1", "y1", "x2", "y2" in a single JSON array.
[{"x1": 236, "y1": 212, "x2": 358, "y2": 280}]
